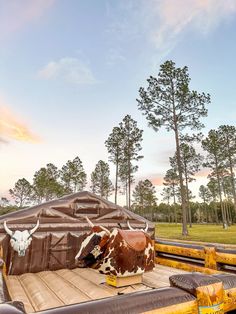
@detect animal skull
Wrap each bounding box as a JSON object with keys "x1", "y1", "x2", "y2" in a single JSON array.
[{"x1": 4, "y1": 220, "x2": 39, "y2": 256}]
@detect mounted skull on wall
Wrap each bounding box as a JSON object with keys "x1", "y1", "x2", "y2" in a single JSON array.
[
  {"x1": 4, "y1": 220, "x2": 40, "y2": 256},
  {"x1": 75, "y1": 217, "x2": 155, "y2": 277}
]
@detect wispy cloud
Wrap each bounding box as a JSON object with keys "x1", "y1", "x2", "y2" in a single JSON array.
[
  {"x1": 38, "y1": 57, "x2": 97, "y2": 85},
  {"x1": 0, "y1": 99, "x2": 40, "y2": 143},
  {"x1": 0, "y1": 0, "x2": 55, "y2": 41},
  {"x1": 147, "y1": 0, "x2": 236, "y2": 58},
  {"x1": 107, "y1": 0, "x2": 236, "y2": 61},
  {"x1": 106, "y1": 48, "x2": 126, "y2": 66}
]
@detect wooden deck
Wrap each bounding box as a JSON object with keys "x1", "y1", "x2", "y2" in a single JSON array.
[{"x1": 6, "y1": 265, "x2": 187, "y2": 313}]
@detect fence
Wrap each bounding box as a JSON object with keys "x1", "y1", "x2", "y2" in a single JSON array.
[{"x1": 155, "y1": 239, "x2": 236, "y2": 274}]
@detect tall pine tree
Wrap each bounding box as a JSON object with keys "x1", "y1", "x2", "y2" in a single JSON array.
[
  {"x1": 119, "y1": 115, "x2": 143, "y2": 209},
  {"x1": 137, "y1": 60, "x2": 210, "y2": 235}
]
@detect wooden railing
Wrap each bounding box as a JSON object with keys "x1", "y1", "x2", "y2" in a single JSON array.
[{"x1": 155, "y1": 239, "x2": 236, "y2": 274}]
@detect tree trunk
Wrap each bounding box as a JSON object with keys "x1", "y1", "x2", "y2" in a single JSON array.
[
  {"x1": 214, "y1": 201, "x2": 219, "y2": 224},
  {"x1": 168, "y1": 213, "x2": 170, "y2": 223},
  {"x1": 217, "y1": 175, "x2": 227, "y2": 228},
  {"x1": 226, "y1": 202, "x2": 230, "y2": 225},
  {"x1": 226, "y1": 135, "x2": 236, "y2": 213},
  {"x1": 172, "y1": 186, "x2": 177, "y2": 223},
  {"x1": 174, "y1": 206, "x2": 177, "y2": 223},
  {"x1": 115, "y1": 159, "x2": 118, "y2": 204},
  {"x1": 228, "y1": 203, "x2": 233, "y2": 224},
  {"x1": 126, "y1": 179, "x2": 128, "y2": 208},
  {"x1": 214, "y1": 154, "x2": 227, "y2": 229},
  {"x1": 174, "y1": 125, "x2": 188, "y2": 235},
  {"x1": 205, "y1": 202, "x2": 208, "y2": 223},
  {"x1": 128, "y1": 159, "x2": 131, "y2": 209},
  {"x1": 184, "y1": 169, "x2": 192, "y2": 228},
  {"x1": 229, "y1": 159, "x2": 236, "y2": 213}
]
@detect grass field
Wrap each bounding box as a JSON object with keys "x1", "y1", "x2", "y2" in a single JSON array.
[{"x1": 155, "y1": 223, "x2": 236, "y2": 245}]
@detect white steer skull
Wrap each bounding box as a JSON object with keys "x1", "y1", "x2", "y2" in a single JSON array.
[{"x1": 4, "y1": 220, "x2": 39, "y2": 256}]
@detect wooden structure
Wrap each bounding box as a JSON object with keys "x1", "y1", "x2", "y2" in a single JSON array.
[{"x1": 155, "y1": 239, "x2": 236, "y2": 274}]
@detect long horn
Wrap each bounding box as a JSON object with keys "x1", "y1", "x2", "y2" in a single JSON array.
[
  {"x1": 4, "y1": 221, "x2": 13, "y2": 236},
  {"x1": 127, "y1": 220, "x2": 135, "y2": 231},
  {"x1": 100, "y1": 226, "x2": 111, "y2": 235},
  {"x1": 85, "y1": 216, "x2": 94, "y2": 228},
  {"x1": 29, "y1": 220, "x2": 39, "y2": 235},
  {"x1": 143, "y1": 222, "x2": 148, "y2": 233}
]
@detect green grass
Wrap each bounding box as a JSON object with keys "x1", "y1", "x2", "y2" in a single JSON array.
[{"x1": 155, "y1": 223, "x2": 236, "y2": 245}]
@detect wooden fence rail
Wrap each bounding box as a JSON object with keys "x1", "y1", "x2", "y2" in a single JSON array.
[{"x1": 155, "y1": 240, "x2": 236, "y2": 274}]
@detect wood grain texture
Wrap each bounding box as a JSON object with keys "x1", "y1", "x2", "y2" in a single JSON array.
[
  {"x1": 155, "y1": 243, "x2": 205, "y2": 259},
  {"x1": 155, "y1": 257, "x2": 220, "y2": 274}
]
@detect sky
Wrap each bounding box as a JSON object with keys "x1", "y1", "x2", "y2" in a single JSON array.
[{"x1": 0, "y1": 0, "x2": 236, "y2": 205}]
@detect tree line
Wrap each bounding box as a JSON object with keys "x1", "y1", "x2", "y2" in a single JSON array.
[
  {"x1": 161, "y1": 124, "x2": 236, "y2": 229},
  {"x1": 2, "y1": 114, "x2": 144, "y2": 211},
  {"x1": 135, "y1": 60, "x2": 236, "y2": 235},
  {"x1": 6, "y1": 158, "x2": 110, "y2": 207},
  {"x1": 1, "y1": 60, "x2": 235, "y2": 237}
]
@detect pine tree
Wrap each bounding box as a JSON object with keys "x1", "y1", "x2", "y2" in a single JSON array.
[
  {"x1": 60, "y1": 156, "x2": 87, "y2": 192},
  {"x1": 170, "y1": 143, "x2": 203, "y2": 227},
  {"x1": 90, "y1": 160, "x2": 113, "y2": 199},
  {"x1": 163, "y1": 168, "x2": 179, "y2": 223},
  {"x1": 202, "y1": 130, "x2": 227, "y2": 228},
  {"x1": 119, "y1": 115, "x2": 143, "y2": 209},
  {"x1": 218, "y1": 125, "x2": 236, "y2": 213},
  {"x1": 132, "y1": 179, "x2": 157, "y2": 218},
  {"x1": 9, "y1": 178, "x2": 32, "y2": 207},
  {"x1": 207, "y1": 178, "x2": 219, "y2": 223},
  {"x1": 199, "y1": 185, "x2": 212, "y2": 223},
  {"x1": 137, "y1": 60, "x2": 210, "y2": 235},
  {"x1": 105, "y1": 127, "x2": 124, "y2": 204},
  {"x1": 32, "y1": 163, "x2": 65, "y2": 203}
]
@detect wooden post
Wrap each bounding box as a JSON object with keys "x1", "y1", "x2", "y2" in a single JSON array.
[
  {"x1": 196, "y1": 282, "x2": 224, "y2": 314},
  {"x1": 204, "y1": 247, "x2": 218, "y2": 270}
]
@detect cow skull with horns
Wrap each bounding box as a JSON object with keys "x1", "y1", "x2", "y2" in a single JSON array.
[
  {"x1": 4, "y1": 220, "x2": 40, "y2": 256},
  {"x1": 75, "y1": 217, "x2": 154, "y2": 277}
]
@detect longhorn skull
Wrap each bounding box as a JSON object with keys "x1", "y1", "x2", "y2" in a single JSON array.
[{"x1": 4, "y1": 220, "x2": 39, "y2": 256}]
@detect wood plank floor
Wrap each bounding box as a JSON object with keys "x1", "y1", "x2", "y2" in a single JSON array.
[{"x1": 6, "y1": 265, "x2": 187, "y2": 313}]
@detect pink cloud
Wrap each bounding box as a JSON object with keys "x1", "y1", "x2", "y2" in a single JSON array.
[
  {"x1": 0, "y1": 0, "x2": 55, "y2": 41},
  {"x1": 136, "y1": 174, "x2": 164, "y2": 186},
  {"x1": 0, "y1": 98, "x2": 40, "y2": 143},
  {"x1": 151, "y1": 177, "x2": 164, "y2": 186},
  {"x1": 195, "y1": 168, "x2": 211, "y2": 178}
]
